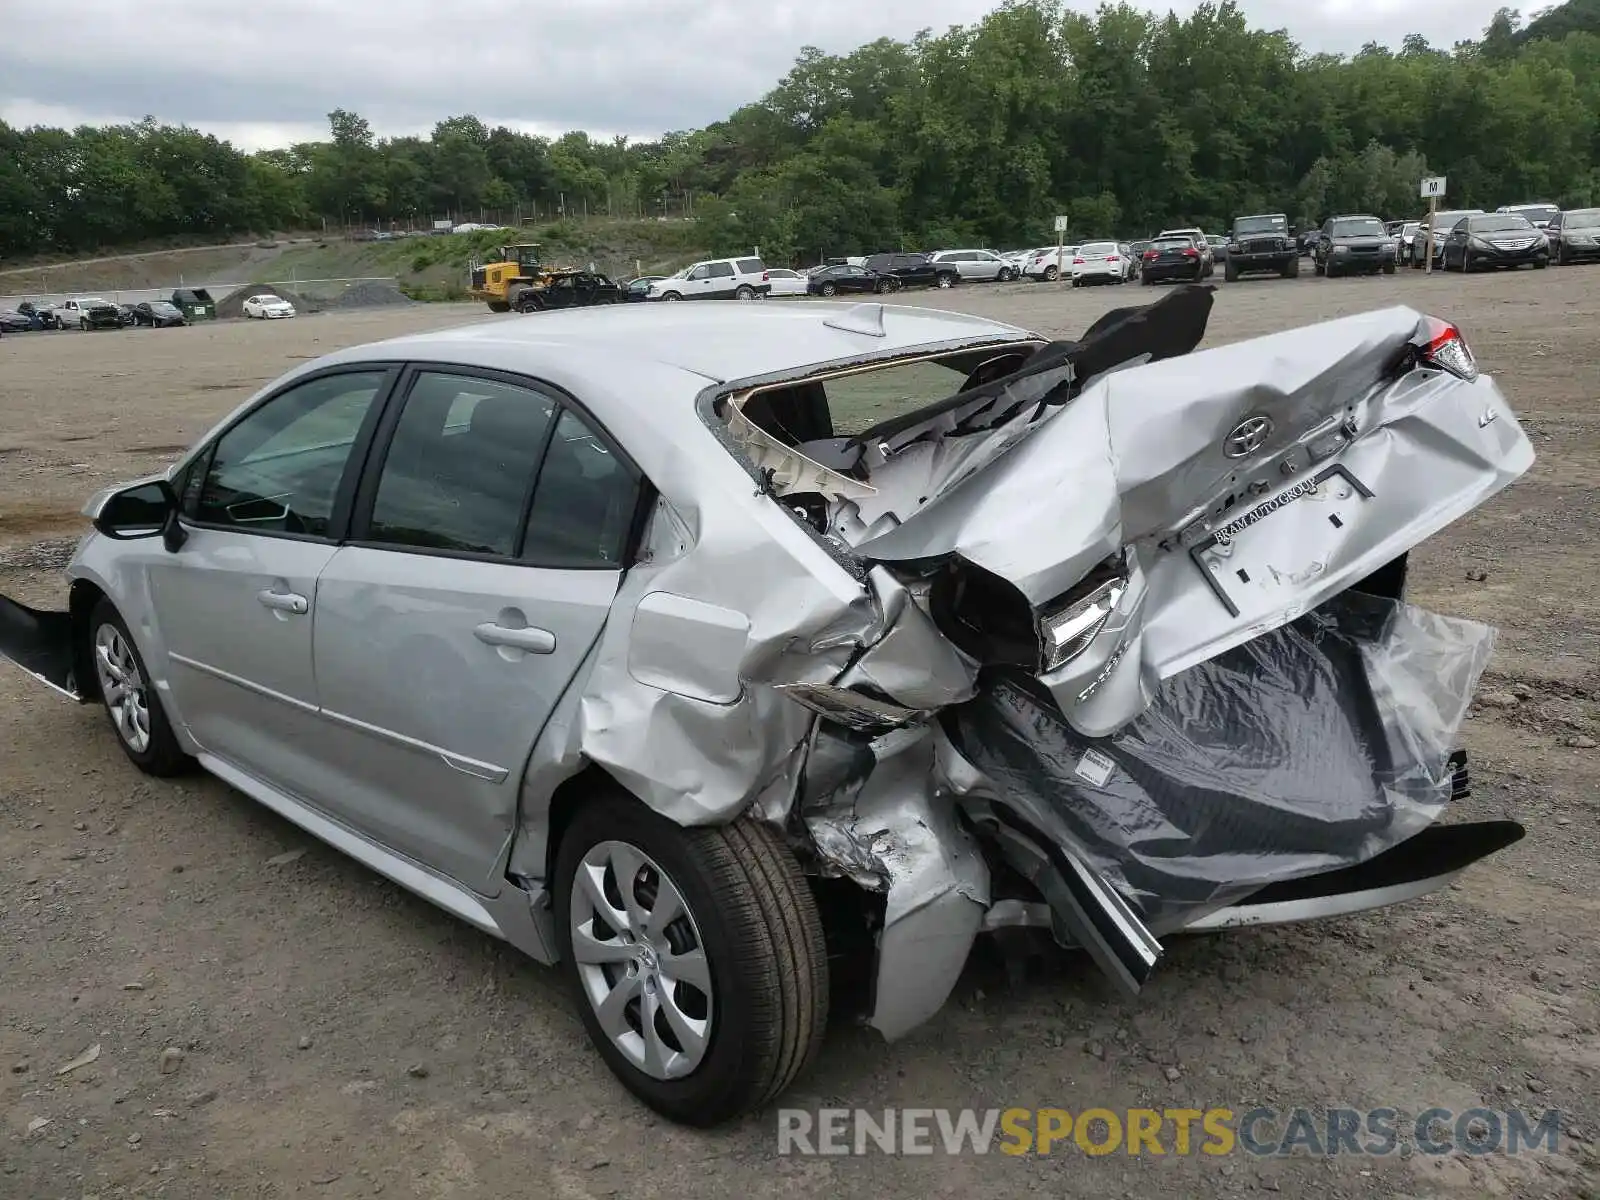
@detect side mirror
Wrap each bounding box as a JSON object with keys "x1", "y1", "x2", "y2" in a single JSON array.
[{"x1": 93, "y1": 480, "x2": 187, "y2": 552}]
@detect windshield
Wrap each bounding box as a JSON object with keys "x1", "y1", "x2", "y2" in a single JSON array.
[
  {"x1": 151, "y1": 302, "x2": 178, "y2": 313},
  {"x1": 1331, "y1": 217, "x2": 1385, "y2": 237},
  {"x1": 1234, "y1": 216, "x2": 1287, "y2": 234},
  {"x1": 1151, "y1": 238, "x2": 1193, "y2": 251},
  {"x1": 1565, "y1": 209, "x2": 1600, "y2": 230},
  {"x1": 1470, "y1": 215, "x2": 1533, "y2": 233},
  {"x1": 1080, "y1": 242, "x2": 1117, "y2": 255},
  {"x1": 1506, "y1": 205, "x2": 1558, "y2": 222}
]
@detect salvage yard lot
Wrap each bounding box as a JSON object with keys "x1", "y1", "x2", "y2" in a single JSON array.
[{"x1": 1, "y1": 272, "x2": 1597, "y2": 1198}]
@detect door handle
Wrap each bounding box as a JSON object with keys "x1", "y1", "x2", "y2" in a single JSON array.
[
  {"x1": 474, "y1": 622, "x2": 556, "y2": 654},
  {"x1": 257, "y1": 589, "x2": 308, "y2": 615}
]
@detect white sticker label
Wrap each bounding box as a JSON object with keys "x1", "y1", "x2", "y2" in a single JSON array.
[{"x1": 1074, "y1": 747, "x2": 1115, "y2": 788}]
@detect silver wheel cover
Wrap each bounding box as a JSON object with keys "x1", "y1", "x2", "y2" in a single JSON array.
[
  {"x1": 571, "y1": 840, "x2": 714, "y2": 1080},
  {"x1": 94, "y1": 623, "x2": 152, "y2": 753}
]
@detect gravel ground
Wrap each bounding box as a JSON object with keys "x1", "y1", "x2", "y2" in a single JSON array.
[{"x1": 1, "y1": 270, "x2": 1597, "y2": 1199}]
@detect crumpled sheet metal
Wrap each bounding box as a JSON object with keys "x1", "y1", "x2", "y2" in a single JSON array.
[
  {"x1": 801, "y1": 726, "x2": 990, "y2": 1040},
  {"x1": 943, "y1": 592, "x2": 1495, "y2": 935},
  {"x1": 570, "y1": 452, "x2": 977, "y2": 829},
  {"x1": 850, "y1": 304, "x2": 1532, "y2": 736}
]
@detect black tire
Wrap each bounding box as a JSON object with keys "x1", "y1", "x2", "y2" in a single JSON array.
[
  {"x1": 1461, "y1": 253, "x2": 1472, "y2": 274},
  {"x1": 1141, "y1": 273, "x2": 1153, "y2": 285},
  {"x1": 1040, "y1": 265, "x2": 1057, "y2": 282},
  {"x1": 554, "y1": 789, "x2": 827, "y2": 1127},
  {"x1": 1382, "y1": 261, "x2": 1396, "y2": 275},
  {"x1": 874, "y1": 279, "x2": 892, "y2": 294},
  {"x1": 819, "y1": 282, "x2": 836, "y2": 297},
  {"x1": 936, "y1": 272, "x2": 956, "y2": 288},
  {"x1": 88, "y1": 599, "x2": 190, "y2": 777},
  {"x1": 1283, "y1": 256, "x2": 1300, "y2": 278},
  {"x1": 1314, "y1": 259, "x2": 1325, "y2": 276},
  {"x1": 1556, "y1": 246, "x2": 1569, "y2": 266},
  {"x1": 1224, "y1": 259, "x2": 1239, "y2": 283},
  {"x1": 1534, "y1": 259, "x2": 1548, "y2": 270},
  {"x1": 660, "y1": 291, "x2": 682, "y2": 302},
  {"x1": 735, "y1": 285, "x2": 755, "y2": 301}
]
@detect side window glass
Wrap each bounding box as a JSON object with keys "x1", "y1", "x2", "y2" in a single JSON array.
[
  {"x1": 710, "y1": 262, "x2": 736, "y2": 278},
  {"x1": 193, "y1": 371, "x2": 386, "y2": 536},
  {"x1": 367, "y1": 372, "x2": 556, "y2": 557},
  {"x1": 687, "y1": 266, "x2": 710, "y2": 280},
  {"x1": 522, "y1": 409, "x2": 639, "y2": 568}
]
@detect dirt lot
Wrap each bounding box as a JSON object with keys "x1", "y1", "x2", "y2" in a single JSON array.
[{"x1": 2, "y1": 272, "x2": 1597, "y2": 1199}]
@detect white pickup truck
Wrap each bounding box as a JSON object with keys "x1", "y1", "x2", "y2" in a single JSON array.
[{"x1": 56, "y1": 297, "x2": 122, "y2": 330}]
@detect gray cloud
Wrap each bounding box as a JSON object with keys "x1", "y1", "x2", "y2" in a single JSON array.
[{"x1": 0, "y1": 0, "x2": 1511, "y2": 149}]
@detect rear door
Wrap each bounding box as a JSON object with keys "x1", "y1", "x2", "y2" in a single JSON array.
[
  {"x1": 309, "y1": 367, "x2": 644, "y2": 890},
  {"x1": 704, "y1": 261, "x2": 737, "y2": 298}
]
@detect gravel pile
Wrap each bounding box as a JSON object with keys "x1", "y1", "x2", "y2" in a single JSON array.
[{"x1": 327, "y1": 280, "x2": 413, "y2": 310}]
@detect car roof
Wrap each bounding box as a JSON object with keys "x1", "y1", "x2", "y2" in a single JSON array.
[{"x1": 321, "y1": 302, "x2": 1030, "y2": 389}]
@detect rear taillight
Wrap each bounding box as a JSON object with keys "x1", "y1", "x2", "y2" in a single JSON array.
[
  {"x1": 1073, "y1": 257, "x2": 1085, "y2": 264},
  {"x1": 1038, "y1": 554, "x2": 1130, "y2": 672},
  {"x1": 1182, "y1": 248, "x2": 1198, "y2": 258},
  {"x1": 762, "y1": 271, "x2": 769, "y2": 281},
  {"x1": 1414, "y1": 316, "x2": 1478, "y2": 382},
  {"x1": 1142, "y1": 250, "x2": 1157, "y2": 260},
  {"x1": 1105, "y1": 255, "x2": 1118, "y2": 262}
]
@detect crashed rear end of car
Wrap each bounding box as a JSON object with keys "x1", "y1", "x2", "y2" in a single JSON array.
[{"x1": 674, "y1": 288, "x2": 1532, "y2": 1037}]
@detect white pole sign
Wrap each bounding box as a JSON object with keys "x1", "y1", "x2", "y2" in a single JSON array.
[
  {"x1": 1420, "y1": 176, "x2": 1447, "y2": 199},
  {"x1": 1054, "y1": 215, "x2": 1070, "y2": 233}
]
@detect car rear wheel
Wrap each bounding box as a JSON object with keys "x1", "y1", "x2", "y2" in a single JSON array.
[
  {"x1": 1042, "y1": 265, "x2": 1058, "y2": 282},
  {"x1": 735, "y1": 285, "x2": 755, "y2": 301},
  {"x1": 554, "y1": 789, "x2": 827, "y2": 1127},
  {"x1": 874, "y1": 279, "x2": 892, "y2": 294},
  {"x1": 936, "y1": 273, "x2": 956, "y2": 288},
  {"x1": 89, "y1": 600, "x2": 189, "y2": 776},
  {"x1": 819, "y1": 282, "x2": 836, "y2": 297}
]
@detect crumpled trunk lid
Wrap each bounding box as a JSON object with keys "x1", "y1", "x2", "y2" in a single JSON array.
[{"x1": 851, "y1": 294, "x2": 1534, "y2": 735}]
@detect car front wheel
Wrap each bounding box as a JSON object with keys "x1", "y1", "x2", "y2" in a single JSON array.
[
  {"x1": 936, "y1": 273, "x2": 956, "y2": 288},
  {"x1": 89, "y1": 600, "x2": 190, "y2": 776},
  {"x1": 1042, "y1": 265, "x2": 1058, "y2": 282},
  {"x1": 555, "y1": 790, "x2": 828, "y2": 1127}
]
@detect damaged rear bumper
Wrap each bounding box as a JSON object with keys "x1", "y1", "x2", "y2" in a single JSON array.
[
  {"x1": 809, "y1": 590, "x2": 1518, "y2": 1039},
  {"x1": 0, "y1": 593, "x2": 88, "y2": 699}
]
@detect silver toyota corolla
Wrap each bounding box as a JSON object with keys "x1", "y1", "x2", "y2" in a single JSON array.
[{"x1": 0, "y1": 289, "x2": 1534, "y2": 1126}]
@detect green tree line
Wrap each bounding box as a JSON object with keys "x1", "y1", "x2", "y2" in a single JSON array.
[{"x1": 2, "y1": 0, "x2": 1597, "y2": 262}]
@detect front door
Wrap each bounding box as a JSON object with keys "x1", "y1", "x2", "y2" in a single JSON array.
[
  {"x1": 148, "y1": 368, "x2": 394, "y2": 800},
  {"x1": 310, "y1": 368, "x2": 641, "y2": 890}
]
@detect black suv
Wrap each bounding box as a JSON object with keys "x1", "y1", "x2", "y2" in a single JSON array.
[
  {"x1": 1314, "y1": 214, "x2": 1397, "y2": 277},
  {"x1": 1225, "y1": 213, "x2": 1299, "y2": 280},
  {"x1": 862, "y1": 252, "x2": 941, "y2": 288}
]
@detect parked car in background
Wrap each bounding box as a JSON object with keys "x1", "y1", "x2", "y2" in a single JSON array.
[
  {"x1": 1440, "y1": 212, "x2": 1548, "y2": 272},
  {"x1": 621, "y1": 276, "x2": 665, "y2": 302},
  {"x1": 807, "y1": 264, "x2": 900, "y2": 296},
  {"x1": 1546, "y1": 208, "x2": 1600, "y2": 264},
  {"x1": 998, "y1": 249, "x2": 1036, "y2": 275},
  {"x1": 515, "y1": 271, "x2": 623, "y2": 312},
  {"x1": 243, "y1": 294, "x2": 298, "y2": 320},
  {"x1": 1225, "y1": 213, "x2": 1299, "y2": 281},
  {"x1": 1313, "y1": 215, "x2": 1398, "y2": 277},
  {"x1": 1496, "y1": 203, "x2": 1559, "y2": 230},
  {"x1": 1, "y1": 306, "x2": 48, "y2": 332},
  {"x1": 1206, "y1": 235, "x2": 1229, "y2": 267},
  {"x1": 762, "y1": 268, "x2": 810, "y2": 298},
  {"x1": 649, "y1": 258, "x2": 771, "y2": 302},
  {"x1": 1023, "y1": 246, "x2": 1078, "y2": 281},
  {"x1": 1408, "y1": 210, "x2": 1483, "y2": 268},
  {"x1": 861, "y1": 252, "x2": 941, "y2": 289},
  {"x1": 132, "y1": 301, "x2": 187, "y2": 328},
  {"x1": 927, "y1": 249, "x2": 1014, "y2": 284},
  {"x1": 1140, "y1": 235, "x2": 1208, "y2": 283},
  {"x1": 1070, "y1": 241, "x2": 1134, "y2": 285},
  {"x1": 1156, "y1": 228, "x2": 1214, "y2": 274},
  {"x1": 1298, "y1": 229, "x2": 1321, "y2": 257},
  {"x1": 115, "y1": 304, "x2": 137, "y2": 327},
  {"x1": 1392, "y1": 221, "x2": 1422, "y2": 263},
  {"x1": 57, "y1": 298, "x2": 122, "y2": 330}
]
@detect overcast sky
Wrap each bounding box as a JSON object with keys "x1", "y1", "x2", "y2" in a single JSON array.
[{"x1": 1, "y1": 0, "x2": 1511, "y2": 151}]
